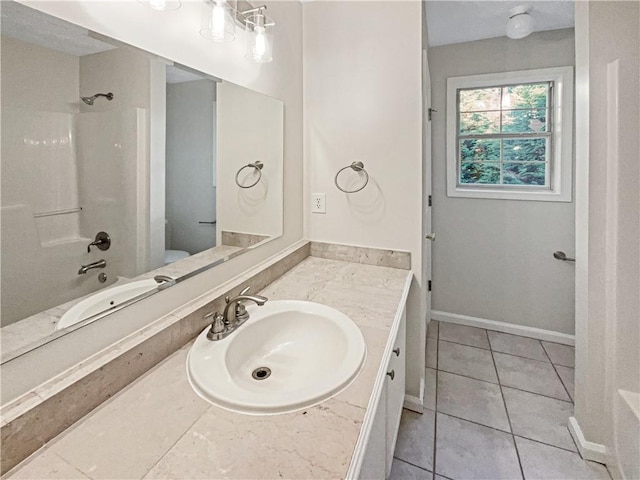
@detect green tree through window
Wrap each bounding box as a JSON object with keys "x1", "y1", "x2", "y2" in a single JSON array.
[{"x1": 457, "y1": 82, "x2": 550, "y2": 186}]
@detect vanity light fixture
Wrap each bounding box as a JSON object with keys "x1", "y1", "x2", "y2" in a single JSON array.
[
  {"x1": 137, "y1": 0, "x2": 182, "y2": 12},
  {"x1": 200, "y1": 1, "x2": 275, "y2": 63},
  {"x1": 200, "y1": 0, "x2": 237, "y2": 42},
  {"x1": 506, "y1": 5, "x2": 534, "y2": 39},
  {"x1": 243, "y1": 6, "x2": 274, "y2": 63}
]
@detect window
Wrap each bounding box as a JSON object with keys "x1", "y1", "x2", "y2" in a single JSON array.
[{"x1": 446, "y1": 67, "x2": 574, "y2": 201}]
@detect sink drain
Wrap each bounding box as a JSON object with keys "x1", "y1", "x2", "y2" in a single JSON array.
[{"x1": 252, "y1": 367, "x2": 271, "y2": 380}]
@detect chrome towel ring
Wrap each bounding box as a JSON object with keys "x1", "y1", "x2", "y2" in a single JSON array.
[
  {"x1": 335, "y1": 161, "x2": 369, "y2": 193},
  {"x1": 235, "y1": 161, "x2": 264, "y2": 189}
]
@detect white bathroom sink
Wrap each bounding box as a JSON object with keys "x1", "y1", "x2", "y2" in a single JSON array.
[
  {"x1": 187, "y1": 300, "x2": 366, "y2": 415},
  {"x1": 56, "y1": 279, "x2": 158, "y2": 331}
]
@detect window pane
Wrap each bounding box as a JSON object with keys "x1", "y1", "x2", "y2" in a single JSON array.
[
  {"x1": 503, "y1": 83, "x2": 548, "y2": 110},
  {"x1": 459, "y1": 111, "x2": 500, "y2": 135},
  {"x1": 460, "y1": 139, "x2": 501, "y2": 162},
  {"x1": 503, "y1": 138, "x2": 548, "y2": 162},
  {"x1": 459, "y1": 88, "x2": 501, "y2": 112},
  {"x1": 503, "y1": 163, "x2": 546, "y2": 185},
  {"x1": 460, "y1": 162, "x2": 500, "y2": 184},
  {"x1": 502, "y1": 108, "x2": 547, "y2": 133}
]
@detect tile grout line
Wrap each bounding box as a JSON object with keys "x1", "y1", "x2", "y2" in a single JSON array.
[
  {"x1": 437, "y1": 363, "x2": 573, "y2": 404},
  {"x1": 438, "y1": 321, "x2": 574, "y2": 348},
  {"x1": 539, "y1": 342, "x2": 582, "y2": 456},
  {"x1": 487, "y1": 346, "x2": 573, "y2": 403},
  {"x1": 139, "y1": 405, "x2": 212, "y2": 479},
  {"x1": 540, "y1": 342, "x2": 575, "y2": 404},
  {"x1": 433, "y1": 410, "x2": 586, "y2": 456},
  {"x1": 439, "y1": 337, "x2": 555, "y2": 364},
  {"x1": 512, "y1": 434, "x2": 582, "y2": 455},
  {"x1": 487, "y1": 328, "x2": 526, "y2": 480},
  {"x1": 391, "y1": 456, "x2": 433, "y2": 475}
]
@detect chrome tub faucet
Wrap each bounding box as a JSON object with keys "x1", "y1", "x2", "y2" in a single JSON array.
[
  {"x1": 78, "y1": 259, "x2": 106, "y2": 275},
  {"x1": 205, "y1": 286, "x2": 268, "y2": 341}
]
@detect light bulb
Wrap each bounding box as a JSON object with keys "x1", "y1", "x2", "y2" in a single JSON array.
[
  {"x1": 245, "y1": 12, "x2": 273, "y2": 63},
  {"x1": 138, "y1": 0, "x2": 181, "y2": 10},
  {"x1": 252, "y1": 26, "x2": 267, "y2": 59},
  {"x1": 211, "y1": 1, "x2": 227, "y2": 41},
  {"x1": 149, "y1": 0, "x2": 166, "y2": 10},
  {"x1": 200, "y1": 0, "x2": 234, "y2": 42}
]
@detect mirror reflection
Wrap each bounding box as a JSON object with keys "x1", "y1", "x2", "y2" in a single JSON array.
[{"x1": 0, "y1": 1, "x2": 284, "y2": 361}]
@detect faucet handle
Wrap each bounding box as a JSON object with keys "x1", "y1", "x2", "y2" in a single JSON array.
[
  {"x1": 87, "y1": 232, "x2": 111, "y2": 253},
  {"x1": 206, "y1": 312, "x2": 227, "y2": 340}
]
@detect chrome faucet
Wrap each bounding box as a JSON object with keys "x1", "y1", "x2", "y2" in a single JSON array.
[
  {"x1": 78, "y1": 259, "x2": 106, "y2": 275},
  {"x1": 154, "y1": 275, "x2": 176, "y2": 290},
  {"x1": 206, "y1": 286, "x2": 268, "y2": 341}
]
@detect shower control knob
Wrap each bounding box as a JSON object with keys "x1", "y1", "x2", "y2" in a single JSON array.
[{"x1": 87, "y1": 232, "x2": 111, "y2": 252}]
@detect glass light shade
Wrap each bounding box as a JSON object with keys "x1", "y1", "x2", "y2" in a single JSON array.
[
  {"x1": 244, "y1": 12, "x2": 274, "y2": 64},
  {"x1": 137, "y1": 0, "x2": 182, "y2": 11},
  {"x1": 506, "y1": 10, "x2": 534, "y2": 39},
  {"x1": 200, "y1": 0, "x2": 236, "y2": 43}
]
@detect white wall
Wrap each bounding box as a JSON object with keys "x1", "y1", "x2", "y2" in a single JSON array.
[
  {"x1": 3, "y1": 0, "x2": 303, "y2": 400},
  {"x1": 216, "y1": 81, "x2": 284, "y2": 241},
  {"x1": 428, "y1": 29, "x2": 576, "y2": 335},
  {"x1": 304, "y1": 1, "x2": 424, "y2": 401},
  {"x1": 165, "y1": 79, "x2": 217, "y2": 254},
  {"x1": 573, "y1": 2, "x2": 639, "y2": 474}
]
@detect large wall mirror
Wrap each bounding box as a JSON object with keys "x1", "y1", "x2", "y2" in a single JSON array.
[{"x1": 0, "y1": 1, "x2": 284, "y2": 363}]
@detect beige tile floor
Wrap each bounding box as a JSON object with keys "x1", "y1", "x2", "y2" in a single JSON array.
[{"x1": 390, "y1": 321, "x2": 611, "y2": 480}]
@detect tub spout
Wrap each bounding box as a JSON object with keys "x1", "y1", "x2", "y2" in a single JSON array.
[{"x1": 78, "y1": 259, "x2": 106, "y2": 275}]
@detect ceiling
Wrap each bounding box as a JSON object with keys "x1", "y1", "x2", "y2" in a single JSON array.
[
  {"x1": 1, "y1": 2, "x2": 217, "y2": 85},
  {"x1": 424, "y1": 1, "x2": 575, "y2": 47},
  {"x1": 1, "y1": 1, "x2": 116, "y2": 56}
]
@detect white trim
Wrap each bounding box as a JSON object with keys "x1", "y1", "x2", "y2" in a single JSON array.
[
  {"x1": 403, "y1": 376, "x2": 425, "y2": 413},
  {"x1": 446, "y1": 66, "x2": 574, "y2": 202},
  {"x1": 403, "y1": 394, "x2": 424, "y2": 413},
  {"x1": 431, "y1": 310, "x2": 575, "y2": 346},
  {"x1": 568, "y1": 416, "x2": 608, "y2": 464}
]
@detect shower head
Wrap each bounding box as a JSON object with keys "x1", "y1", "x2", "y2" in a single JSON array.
[{"x1": 81, "y1": 92, "x2": 114, "y2": 105}]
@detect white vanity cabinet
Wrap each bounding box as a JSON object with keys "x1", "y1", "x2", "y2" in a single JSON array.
[
  {"x1": 355, "y1": 308, "x2": 407, "y2": 480},
  {"x1": 384, "y1": 310, "x2": 406, "y2": 475}
]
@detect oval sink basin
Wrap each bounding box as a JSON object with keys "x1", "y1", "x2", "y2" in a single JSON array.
[
  {"x1": 187, "y1": 300, "x2": 366, "y2": 415},
  {"x1": 56, "y1": 279, "x2": 158, "y2": 331}
]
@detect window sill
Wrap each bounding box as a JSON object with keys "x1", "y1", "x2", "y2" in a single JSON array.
[{"x1": 447, "y1": 186, "x2": 572, "y2": 202}]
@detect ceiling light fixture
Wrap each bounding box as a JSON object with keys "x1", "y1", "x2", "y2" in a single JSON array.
[
  {"x1": 137, "y1": 0, "x2": 182, "y2": 12},
  {"x1": 506, "y1": 5, "x2": 534, "y2": 39}
]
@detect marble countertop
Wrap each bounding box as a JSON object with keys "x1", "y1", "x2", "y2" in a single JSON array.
[{"x1": 6, "y1": 256, "x2": 410, "y2": 480}]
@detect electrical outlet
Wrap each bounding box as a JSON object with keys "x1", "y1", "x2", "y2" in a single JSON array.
[{"x1": 311, "y1": 193, "x2": 326, "y2": 214}]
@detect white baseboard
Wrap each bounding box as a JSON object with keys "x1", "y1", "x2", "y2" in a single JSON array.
[
  {"x1": 568, "y1": 416, "x2": 608, "y2": 464},
  {"x1": 431, "y1": 310, "x2": 575, "y2": 346},
  {"x1": 403, "y1": 378, "x2": 424, "y2": 413},
  {"x1": 403, "y1": 394, "x2": 423, "y2": 413}
]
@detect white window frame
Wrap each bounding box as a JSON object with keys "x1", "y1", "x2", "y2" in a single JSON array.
[{"x1": 446, "y1": 66, "x2": 574, "y2": 202}]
